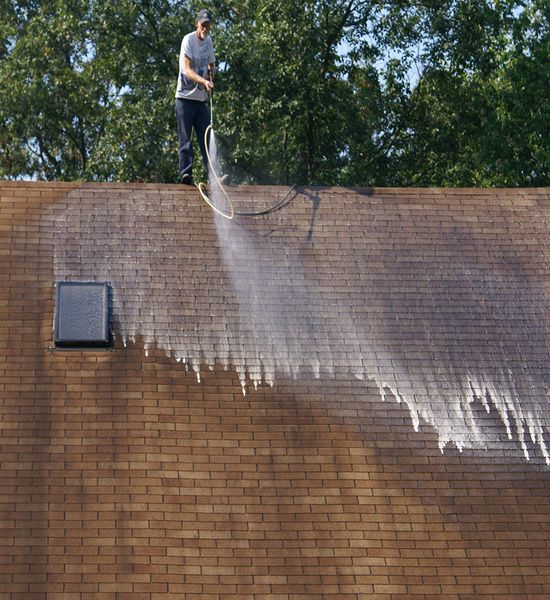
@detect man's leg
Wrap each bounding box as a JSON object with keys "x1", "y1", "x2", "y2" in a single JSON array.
[
  {"x1": 176, "y1": 98, "x2": 196, "y2": 181},
  {"x1": 194, "y1": 101, "x2": 212, "y2": 172}
]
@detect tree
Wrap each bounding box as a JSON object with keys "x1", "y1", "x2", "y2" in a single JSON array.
[
  {"x1": 211, "y1": 0, "x2": 378, "y2": 185},
  {"x1": 85, "y1": 0, "x2": 187, "y2": 182},
  {"x1": 0, "y1": 0, "x2": 190, "y2": 182},
  {"x1": 366, "y1": 0, "x2": 549, "y2": 186},
  {"x1": 0, "y1": 0, "x2": 548, "y2": 186},
  {"x1": 0, "y1": 0, "x2": 101, "y2": 179}
]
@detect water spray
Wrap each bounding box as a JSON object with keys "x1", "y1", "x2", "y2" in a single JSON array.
[
  {"x1": 196, "y1": 76, "x2": 298, "y2": 220},
  {"x1": 196, "y1": 79, "x2": 235, "y2": 219}
]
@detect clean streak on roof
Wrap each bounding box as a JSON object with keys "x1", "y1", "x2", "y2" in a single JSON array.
[{"x1": 49, "y1": 184, "x2": 550, "y2": 462}]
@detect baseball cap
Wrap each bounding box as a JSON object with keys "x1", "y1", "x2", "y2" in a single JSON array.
[{"x1": 196, "y1": 9, "x2": 212, "y2": 24}]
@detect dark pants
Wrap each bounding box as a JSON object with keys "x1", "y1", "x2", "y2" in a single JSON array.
[{"x1": 176, "y1": 98, "x2": 210, "y2": 179}]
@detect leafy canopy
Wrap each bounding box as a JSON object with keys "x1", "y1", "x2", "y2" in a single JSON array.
[{"x1": 0, "y1": 0, "x2": 548, "y2": 186}]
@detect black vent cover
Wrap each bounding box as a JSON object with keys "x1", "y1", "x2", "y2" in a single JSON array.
[{"x1": 54, "y1": 281, "x2": 111, "y2": 348}]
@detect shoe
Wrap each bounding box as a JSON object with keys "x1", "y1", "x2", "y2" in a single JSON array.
[{"x1": 180, "y1": 173, "x2": 194, "y2": 186}]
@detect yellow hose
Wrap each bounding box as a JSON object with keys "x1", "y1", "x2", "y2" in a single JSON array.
[{"x1": 196, "y1": 123, "x2": 234, "y2": 220}]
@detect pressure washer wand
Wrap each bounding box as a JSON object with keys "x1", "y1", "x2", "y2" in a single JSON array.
[{"x1": 208, "y1": 68, "x2": 214, "y2": 127}]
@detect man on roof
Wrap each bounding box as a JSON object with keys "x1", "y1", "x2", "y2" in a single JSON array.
[{"x1": 175, "y1": 9, "x2": 215, "y2": 186}]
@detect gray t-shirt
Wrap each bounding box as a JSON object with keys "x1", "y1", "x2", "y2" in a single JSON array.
[{"x1": 175, "y1": 32, "x2": 215, "y2": 102}]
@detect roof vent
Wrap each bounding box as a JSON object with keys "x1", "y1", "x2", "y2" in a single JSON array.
[{"x1": 54, "y1": 281, "x2": 111, "y2": 348}]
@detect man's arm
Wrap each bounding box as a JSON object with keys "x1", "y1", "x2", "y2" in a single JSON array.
[{"x1": 183, "y1": 55, "x2": 214, "y2": 91}]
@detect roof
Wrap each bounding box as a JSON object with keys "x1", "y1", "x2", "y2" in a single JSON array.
[
  {"x1": 39, "y1": 182, "x2": 550, "y2": 461},
  {"x1": 1, "y1": 181, "x2": 550, "y2": 598}
]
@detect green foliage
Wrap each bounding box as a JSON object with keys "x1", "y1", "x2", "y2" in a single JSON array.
[
  {"x1": 212, "y1": 0, "x2": 367, "y2": 184},
  {"x1": 0, "y1": 0, "x2": 189, "y2": 181},
  {"x1": 378, "y1": 0, "x2": 549, "y2": 186},
  {"x1": 0, "y1": 0, "x2": 548, "y2": 186}
]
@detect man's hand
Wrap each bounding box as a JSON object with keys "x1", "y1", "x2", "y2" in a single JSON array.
[{"x1": 205, "y1": 65, "x2": 214, "y2": 91}]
